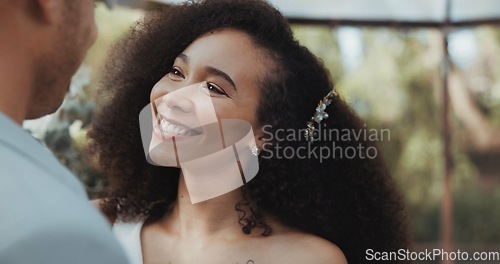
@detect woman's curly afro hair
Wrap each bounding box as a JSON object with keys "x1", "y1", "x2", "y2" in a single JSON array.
[{"x1": 87, "y1": 0, "x2": 411, "y2": 262}]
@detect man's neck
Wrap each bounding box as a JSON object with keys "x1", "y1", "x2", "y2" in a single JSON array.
[
  {"x1": 0, "y1": 39, "x2": 33, "y2": 125},
  {"x1": 0, "y1": 71, "x2": 31, "y2": 125}
]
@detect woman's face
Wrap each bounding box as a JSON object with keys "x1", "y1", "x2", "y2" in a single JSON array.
[{"x1": 148, "y1": 29, "x2": 266, "y2": 166}]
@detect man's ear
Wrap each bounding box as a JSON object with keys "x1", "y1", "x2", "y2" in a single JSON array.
[{"x1": 35, "y1": 0, "x2": 59, "y2": 23}]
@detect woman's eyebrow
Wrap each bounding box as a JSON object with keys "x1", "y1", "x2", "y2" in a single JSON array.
[
  {"x1": 178, "y1": 53, "x2": 190, "y2": 63},
  {"x1": 205, "y1": 66, "x2": 236, "y2": 91},
  {"x1": 177, "y1": 53, "x2": 236, "y2": 90}
]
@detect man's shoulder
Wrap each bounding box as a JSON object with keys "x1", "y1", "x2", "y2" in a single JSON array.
[
  {"x1": 0, "y1": 124, "x2": 87, "y2": 197},
  {"x1": 0, "y1": 161, "x2": 107, "y2": 234},
  {"x1": 0, "y1": 146, "x2": 123, "y2": 256},
  {"x1": 0, "y1": 172, "x2": 113, "y2": 241},
  {"x1": 0, "y1": 138, "x2": 87, "y2": 199},
  {"x1": 0, "y1": 150, "x2": 85, "y2": 216},
  {"x1": 0, "y1": 168, "x2": 129, "y2": 263},
  {"x1": 0, "y1": 126, "x2": 128, "y2": 263},
  {"x1": 0, "y1": 214, "x2": 130, "y2": 264}
]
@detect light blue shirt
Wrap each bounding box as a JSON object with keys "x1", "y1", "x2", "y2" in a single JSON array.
[{"x1": 0, "y1": 113, "x2": 129, "y2": 264}]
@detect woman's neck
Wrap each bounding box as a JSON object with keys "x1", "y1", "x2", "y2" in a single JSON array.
[{"x1": 158, "y1": 171, "x2": 245, "y2": 239}]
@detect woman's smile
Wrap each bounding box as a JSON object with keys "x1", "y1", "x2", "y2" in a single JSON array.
[{"x1": 156, "y1": 113, "x2": 203, "y2": 137}]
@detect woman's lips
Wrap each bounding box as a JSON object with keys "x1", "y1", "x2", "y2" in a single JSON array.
[{"x1": 156, "y1": 114, "x2": 202, "y2": 137}]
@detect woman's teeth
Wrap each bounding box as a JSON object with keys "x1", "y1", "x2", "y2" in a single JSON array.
[{"x1": 159, "y1": 118, "x2": 195, "y2": 136}]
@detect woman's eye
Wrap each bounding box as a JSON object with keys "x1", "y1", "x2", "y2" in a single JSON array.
[
  {"x1": 168, "y1": 67, "x2": 184, "y2": 79},
  {"x1": 207, "y1": 83, "x2": 227, "y2": 96}
]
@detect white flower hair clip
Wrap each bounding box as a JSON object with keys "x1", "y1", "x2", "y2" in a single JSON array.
[{"x1": 304, "y1": 90, "x2": 337, "y2": 141}]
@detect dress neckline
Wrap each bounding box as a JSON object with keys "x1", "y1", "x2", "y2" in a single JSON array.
[{"x1": 112, "y1": 219, "x2": 146, "y2": 264}]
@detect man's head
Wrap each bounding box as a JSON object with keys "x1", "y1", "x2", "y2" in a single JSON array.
[
  {"x1": 30, "y1": 0, "x2": 98, "y2": 119},
  {"x1": 0, "y1": 0, "x2": 97, "y2": 120}
]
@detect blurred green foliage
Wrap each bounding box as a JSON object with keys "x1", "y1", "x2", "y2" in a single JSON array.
[{"x1": 293, "y1": 25, "x2": 500, "y2": 244}]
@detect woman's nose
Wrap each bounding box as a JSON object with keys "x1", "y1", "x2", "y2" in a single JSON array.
[{"x1": 162, "y1": 88, "x2": 194, "y2": 113}]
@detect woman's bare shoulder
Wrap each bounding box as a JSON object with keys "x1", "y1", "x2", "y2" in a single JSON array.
[
  {"x1": 297, "y1": 234, "x2": 347, "y2": 263},
  {"x1": 272, "y1": 230, "x2": 347, "y2": 264}
]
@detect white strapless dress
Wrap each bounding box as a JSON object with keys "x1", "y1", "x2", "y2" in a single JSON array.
[{"x1": 112, "y1": 220, "x2": 145, "y2": 264}]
